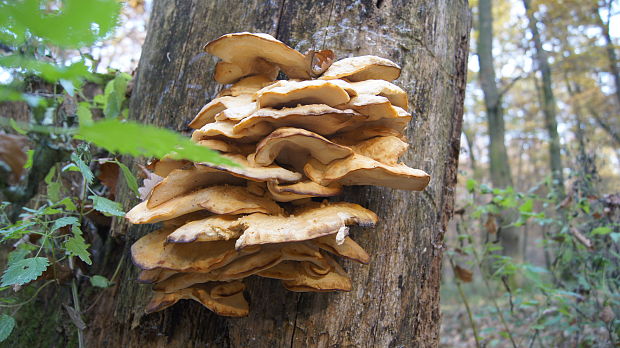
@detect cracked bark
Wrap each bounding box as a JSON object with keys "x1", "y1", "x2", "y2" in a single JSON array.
[{"x1": 84, "y1": 0, "x2": 470, "y2": 347}]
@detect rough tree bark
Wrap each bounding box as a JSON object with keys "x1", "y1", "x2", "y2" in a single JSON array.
[{"x1": 85, "y1": 1, "x2": 470, "y2": 347}]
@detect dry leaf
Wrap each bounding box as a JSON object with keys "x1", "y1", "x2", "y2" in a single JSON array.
[
  {"x1": 599, "y1": 306, "x2": 615, "y2": 323},
  {"x1": 0, "y1": 133, "x2": 28, "y2": 181},
  {"x1": 454, "y1": 265, "x2": 473, "y2": 283},
  {"x1": 97, "y1": 162, "x2": 120, "y2": 198},
  {"x1": 485, "y1": 215, "x2": 497, "y2": 235}
]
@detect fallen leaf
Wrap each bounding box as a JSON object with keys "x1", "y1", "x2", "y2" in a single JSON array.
[{"x1": 97, "y1": 162, "x2": 120, "y2": 198}]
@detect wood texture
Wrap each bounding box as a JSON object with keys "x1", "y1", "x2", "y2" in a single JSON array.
[{"x1": 85, "y1": 0, "x2": 470, "y2": 347}]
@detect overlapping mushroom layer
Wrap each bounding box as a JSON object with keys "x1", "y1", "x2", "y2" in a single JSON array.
[{"x1": 126, "y1": 32, "x2": 430, "y2": 317}]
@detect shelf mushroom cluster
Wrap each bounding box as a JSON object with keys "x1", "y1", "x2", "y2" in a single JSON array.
[{"x1": 126, "y1": 32, "x2": 431, "y2": 317}]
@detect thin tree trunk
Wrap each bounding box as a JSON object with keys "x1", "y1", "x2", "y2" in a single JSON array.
[
  {"x1": 594, "y1": 6, "x2": 620, "y2": 107},
  {"x1": 477, "y1": 0, "x2": 513, "y2": 189},
  {"x1": 84, "y1": 1, "x2": 470, "y2": 347},
  {"x1": 477, "y1": 0, "x2": 520, "y2": 260},
  {"x1": 523, "y1": 0, "x2": 565, "y2": 197}
]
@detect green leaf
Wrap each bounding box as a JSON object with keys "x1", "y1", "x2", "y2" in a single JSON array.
[
  {"x1": 51, "y1": 217, "x2": 80, "y2": 232},
  {"x1": 9, "y1": 118, "x2": 27, "y2": 135},
  {"x1": 90, "y1": 275, "x2": 111, "y2": 288},
  {"x1": 23, "y1": 149, "x2": 34, "y2": 169},
  {"x1": 519, "y1": 198, "x2": 534, "y2": 213},
  {"x1": 0, "y1": 257, "x2": 50, "y2": 287},
  {"x1": 7, "y1": 244, "x2": 35, "y2": 264},
  {"x1": 89, "y1": 195, "x2": 124, "y2": 217},
  {"x1": 610, "y1": 233, "x2": 620, "y2": 243},
  {"x1": 466, "y1": 178, "x2": 476, "y2": 193},
  {"x1": 76, "y1": 119, "x2": 239, "y2": 166},
  {"x1": 47, "y1": 182, "x2": 61, "y2": 202},
  {"x1": 54, "y1": 197, "x2": 77, "y2": 212},
  {"x1": 591, "y1": 227, "x2": 612, "y2": 235},
  {"x1": 65, "y1": 235, "x2": 91, "y2": 265},
  {"x1": 77, "y1": 102, "x2": 93, "y2": 126},
  {"x1": 60, "y1": 79, "x2": 75, "y2": 96},
  {"x1": 115, "y1": 161, "x2": 139, "y2": 197},
  {"x1": 71, "y1": 153, "x2": 94, "y2": 184},
  {"x1": 1, "y1": 0, "x2": 121, "y2": 48},
  {"x1": 0, "y1": 55, "x2": 91, "y2": 83},
  {"x1": 0, "y1": 314, "x2": 16, "y2": 342},
  {"x1": 44, "y1": 166, "x2": 56, "y2": 185}
]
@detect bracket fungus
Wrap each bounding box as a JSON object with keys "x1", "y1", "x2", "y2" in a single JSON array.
[{"x1": 125, "y1": 32, "x2": 430, "y2": 317}]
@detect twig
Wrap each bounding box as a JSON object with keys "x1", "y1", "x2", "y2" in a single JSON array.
[
  {"x1": 0, "y1": 280, "x2": 55, "y2": 308},
  {"x1": 71, "y1": 278, "x2": 85, "y2": 348},
  {"x1": 449, "y1": 256, "x2": 482, "y2": 348}
]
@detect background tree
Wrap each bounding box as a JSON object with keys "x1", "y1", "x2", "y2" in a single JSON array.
[{"x1": 79, "y1": 0, "x2": 470, "y2": 347}]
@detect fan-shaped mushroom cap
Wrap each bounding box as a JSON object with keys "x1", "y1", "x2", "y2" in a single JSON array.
[
  {"x1": 145, "y1": 281, "x2": 248, "y2": 316},
  {"x1": 329, "y1": 126, "x2": 405, "y2": 146},
  {"x1": 254, "y1": 127, "x2": 353, "y2": 168},
  {"x1": 166, "y1": 215, "x2": 241, "y2": 243},
  {"x1": 266, "y1": 181, "x2": 342, "y2": 202},
  {"x1": 282, "y1": 255, "x2": 352, "y2": 292},
  {"x1": 256, "y1": 80, "x2": 350, "y2": 108},
  {"x1": 189, "y1": 94, "x2": 255, "y2": 129},
  {"x1": 347, "y1": 80, "x2": 408, "y2": 109},
  {"x1": 232, "y1": 105, "x2": 365, "y2": 137},
  {"x1": 126, "y1": 185, "x2": 282, "y2": 224},
  {"x1": 137, "y1": 268, "x2": 176, "y2": 284},
  {"x1": 304, "y1": 154, "x2": 430, "y2": 191},
  {"x1": 350, "y1": 135, "x2": 409, "y2": 165},
  {"x1": 319, "y1": 55, "x2": 401, "y2": 82},
  {"x1": 196, "y1": 139, "x2": 254, "y2": 155},
  {"x1": 335, "y1": 106, "x2": 412, "y2": 134},
  {"x1": 314, "y1": 235, "x2": 370, "y2": 264},
  {"x1": 205, "y1": 32, "x2": 311, "y2": 83},
  {"x1": 218, "y1": 75, "x2": 276, "y2": 97},
  {"x1": 191, "y1": 119, "x2": 272, "y2": 143},
  {"x1": 336, "y1": 95, "x2": 401, "y2": 121},
  {"x1": 146, "y1": 167, "x2": 244, "y2": 208},
  {"x1": 235, "y1": 201, "x2": 378, "y2": 249},
  {"x1": 196, "y1": 153, "x2": 302, "y2": 183},
  {"x1": 214, "y1": 60, "x2": 279, "y2": 85},
  {"x1": 146, "y1": 158, "x2": 192, "y2": 177},
  {"x1": 153, "y1": 242, "x2": 328, "y2": 293},
  {"x1": 131, "y1": 228, "x2": 260, "y2": 272}
]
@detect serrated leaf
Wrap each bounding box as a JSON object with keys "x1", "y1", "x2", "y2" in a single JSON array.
[
  {"x1": 65, "y1": 236, "x2": 91, "y2": 265},
  {"x1": 0, "y1": 314, "x2": 15, "y2": 342},
  {"x1": 1, "y1": 257, "x2": 49, "y2": 287},
  {"x1": 51, "y1": 216, "x2": 80, "y2": 232},
  {"x1": 115, "y1": 161, "x2": 139, "y2": 197},
  {"x1": 71, "y1": 153, "x2": 94, "y2": 184},
  {"x1": 76, "y1": 119, "x2": 239, "y2": 166},
  {"x1": 89, "y1": 195, "x2": 124, "y2": 217},
  {"x1": 90, "y1": 275, "x2": 111, "y2": 288}
]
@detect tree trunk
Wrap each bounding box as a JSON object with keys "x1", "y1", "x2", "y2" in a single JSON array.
[
  {"x1": 477, "y1": 0, "x2": 513, "y2": 189},
  {"x1": 523, "y1": 0, "x2": 565, "y2": 197},
  {"x1": 477, "y1": 0, "x2": 520, "y2": 260},
  {"x1": 85, "y1": 1, "x2": 470, "y2": 347},
  {"x1": 594, "y1": 6, "x2": 620, "y2": 108}
]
